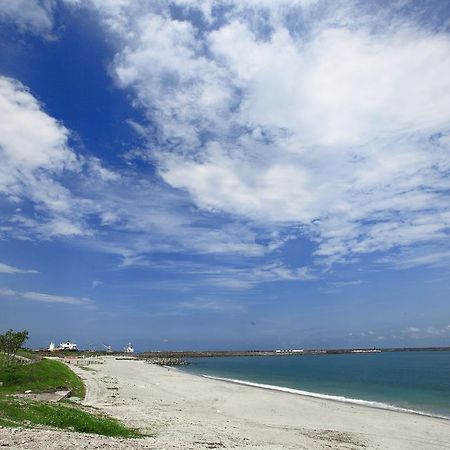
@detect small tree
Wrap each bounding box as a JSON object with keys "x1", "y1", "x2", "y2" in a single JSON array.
[{"x1": 0, "y1": 329, "x2": 29, "y2": 363}]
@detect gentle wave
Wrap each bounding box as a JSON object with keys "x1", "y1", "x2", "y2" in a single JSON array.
[{"x1": 202, "y1": 374, "x2": 450, "y2": 420}]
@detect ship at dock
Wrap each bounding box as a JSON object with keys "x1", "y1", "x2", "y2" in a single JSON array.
[{"x1": 48, "y1": 340, "x2": 78, "y2": 352}]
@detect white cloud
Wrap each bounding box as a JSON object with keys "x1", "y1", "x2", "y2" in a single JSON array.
[
  {"x1": 379, "y1": 247, "x2": 450, "y2": 270},
  {"x1": 0, "y1": 287, "x2": 16, "y2": 296},
  {"x1": 3, "y1": 1, "x2": 450, "y2": 278},
  {"x1": 0, "y1": 262, "x2": 38, "y2": 274},
  {"x1": 91, "y1": 279, "x2": 103, "y2": 288},
  {"x1": 0, "y1": 77, "x2": 76, "y2": 176},
  {"x1": 199, "y1": 262, "x2": 315, "y2": 290},
  {"x1": 0, "y1": 76, "x2": 88, "y2": 237},
  {"x1": 112, "y1": 13, "x2": 234, "y2": 149},
  {"x1": 177, "y1": 297, "x2": 245, "y2": 312},
  {"x1": 408, "y1": 327, "x2": 421, "y2": 333},
  {"x1": 79, "y1": 176, "x2": 270, "y2": 262},
  {"x1": 20, "y1": 291, "x2": 92, "y2": 306},
  {"x1": 81, "y1": 1, "x2": 450, "y2": 269},
  {"x1": 0, "y1": 0, "x2": 55, "y2": 35},
  {"x1": 0, "y1": 287, "x2": 93, "y2": 307},
  {"x1": 330, "y1": 280, "x2": 363, "y2": 288},
  {"x1": 404, "y1": 325, "x2": 450, "y2": 337},
  {"x1": 0, "y1": 75, "x2": 276, "y2": 264},
  {"x1": 87, "y1": 157, "x2": 120, "y2": 182}
]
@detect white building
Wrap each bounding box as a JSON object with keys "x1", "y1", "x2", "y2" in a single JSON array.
[{"x1": 58, "y1": 340, "x2": 78, "y2": 351}]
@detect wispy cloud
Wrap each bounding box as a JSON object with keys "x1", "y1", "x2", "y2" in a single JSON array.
[
  {"x1": 403, "y1": 326, "x2": 450, "y2": 338},
  {"x1": 0, "y1": 287, "x2": 94, "y2": 308},
  {"x1": 0, "y1": 0, "x2": 54, "y2": 35},
  {"x1": 91, "y1": 279, "x2": 103, "y2": 289},
  {"x1": 330, "y1": 280, "x2": 364, "y2": 288},
  {"x1": 116, "y1": 259, "x2": 316, "y2": 289},
  {"x1": 379, "y1": 247, "x2": 450, "y2": 270},
  {"x1": 206, "y1": 263, "x2": 316, "y2": 289},
  {"x1": 177, "y1": 297, "x2": 246, "y2": 313},
  {"x1": 0, "y1": 262, "x2": 38, "y2": 275}
]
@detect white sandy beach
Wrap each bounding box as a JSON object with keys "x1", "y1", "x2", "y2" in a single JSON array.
[
  {"x1": 1, "y1": 356, "x2": 449, "y2": 449},
  {"x1": 59, "y1": 356, "x2": 450, "y2": 449}
]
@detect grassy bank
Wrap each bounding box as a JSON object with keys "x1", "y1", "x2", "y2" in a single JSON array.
[
  {"x1": 0, "y1": 398, "x2": 141, "y2": 437},
  {"x1": 0, "y1": 358, "x2": 85, "y2": 397},
  {"x1": 0, "y1": 358, "x2": 142, "y2": 437}
]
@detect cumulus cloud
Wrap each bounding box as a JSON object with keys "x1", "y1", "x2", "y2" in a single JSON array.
[
  {"x1": 0, "y1": 76, "x2": 89, "y2": 237},
  {"x1": 2, "y1": 0, "x2": 450, "y2": 278},
  {"x1": 79, "y1": 0, "x2": 450, "y2": 269}
]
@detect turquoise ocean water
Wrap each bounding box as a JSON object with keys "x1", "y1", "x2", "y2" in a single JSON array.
[{"x1": 181, "y1": 351, "x2": 450, "y2": 418}]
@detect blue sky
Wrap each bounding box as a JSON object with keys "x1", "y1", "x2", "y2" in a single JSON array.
[{"x1": 0, "y1": 0, "x2": 450, "y2": 351}]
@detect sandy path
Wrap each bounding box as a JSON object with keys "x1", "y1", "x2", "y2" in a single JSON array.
[{"x1": 68, "y1": 357, "x2": 450, "y2": 449}]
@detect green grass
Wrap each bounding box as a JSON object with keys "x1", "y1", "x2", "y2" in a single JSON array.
[
  {"x1": 0, "y1": 358, "x2": 85, "y2": 398},
  {"x1": 0, "y1": 358, "x2": 144, "y2": 438},
  {"x1": 16, "y1": 349, "x2": 42, "y2": 361},
  {"x1": 0, "y1": 398, "x2": 141, "y2": 437}
]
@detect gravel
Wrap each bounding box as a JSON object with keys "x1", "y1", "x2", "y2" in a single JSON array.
[{"x1": 0, "y1": 427, "x2": 158, "y2": 450}]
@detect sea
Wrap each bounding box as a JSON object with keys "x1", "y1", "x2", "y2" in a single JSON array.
[{"x1": 181, "y1": 351, "x2": 450, "y2": 419}]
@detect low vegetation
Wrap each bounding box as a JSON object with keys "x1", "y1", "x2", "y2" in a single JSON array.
[
  {"x1": 0, "y1": 358, "x2": 85, "y2": 397},
  {"x1": 0, "y1": 398, "x2": 141, "y2": 437},
  {"x1": 0, "y1": 330, "x2": 142, "y2": 438}
]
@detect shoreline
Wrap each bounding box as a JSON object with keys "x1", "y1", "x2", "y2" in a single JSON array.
[
  {"x1": 73, "y1": 357, "x2": 450, "y2": 449},
  {"x1": 4, "y1": 356, "x2": 449, "y2": 449},
  {"x1": 198, "y1": 373, "x2": 450, "y2": 421}
]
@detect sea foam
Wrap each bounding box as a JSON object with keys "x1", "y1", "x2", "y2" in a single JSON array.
[{"x1": 202, "y1": 374, "x2": 450, "y2": 420}]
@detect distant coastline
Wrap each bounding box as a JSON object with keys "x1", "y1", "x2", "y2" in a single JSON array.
[
  {"x1": 136, "y1": 346, "x2": 450, "y2": 359},
  {"x1": 33, "y1": 345, "x2": 450, "y2": 358}
]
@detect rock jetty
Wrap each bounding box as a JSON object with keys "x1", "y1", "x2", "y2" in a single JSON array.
[{"x1": 145, "y1": 358, "x2": 189, "y2": 366}]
